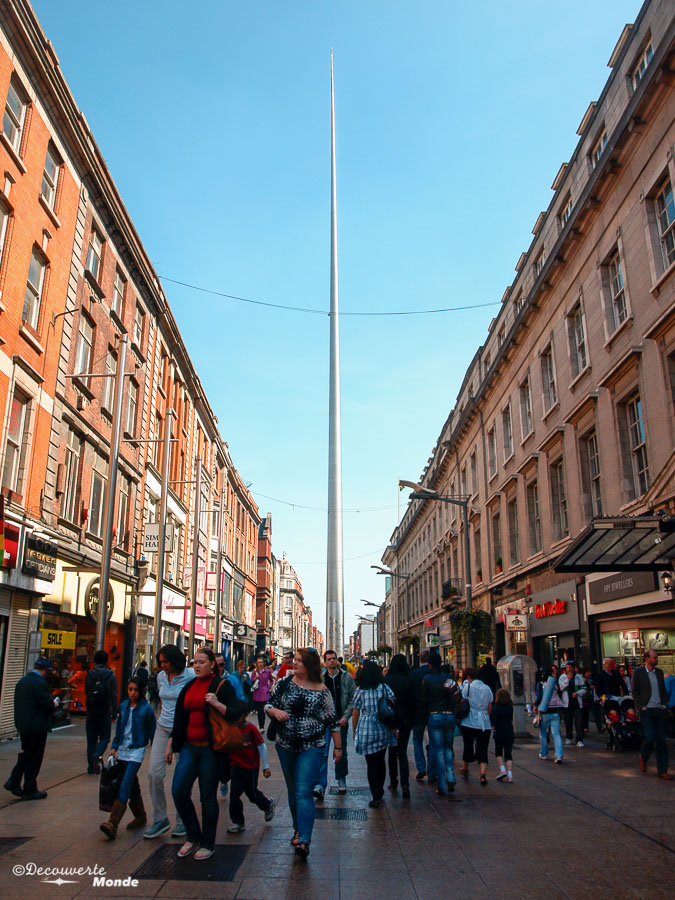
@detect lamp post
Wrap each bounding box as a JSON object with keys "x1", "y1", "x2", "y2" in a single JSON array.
[
  {"x1": 372, "y1": 565, "x2": 412, "y2": 662},
  {"x1": 399, "y1": 479, "x2": 476, "y2": 667}
]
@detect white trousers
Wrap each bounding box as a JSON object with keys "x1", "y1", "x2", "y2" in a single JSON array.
[{"x1": 147, "y1": 721, "x2": 182, "y2": 825}]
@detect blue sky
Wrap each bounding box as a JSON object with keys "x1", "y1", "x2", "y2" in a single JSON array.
[{"x1": 32, "y1": 0, "x2": 642, "y2": 641}]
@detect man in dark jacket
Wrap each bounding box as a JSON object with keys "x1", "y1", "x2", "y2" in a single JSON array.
[
  {"x1": 478, "y1": 658, "x2": 501, "y2": 696},
  {"x1": 632, "y1": 650, "x2": 672, "y2": 780},
  {"x1": 410, "y1": 651, "x2": 435, "y2": 781},
  {"x1": 85, "y1": 650, "x2": 118, "y2": 774},
  {"x1": 4, "y1": 656, "x2": 59, "y2": 800},
  {"x1": 596, "y1": 658, "x2": 626, "y2": 697}
]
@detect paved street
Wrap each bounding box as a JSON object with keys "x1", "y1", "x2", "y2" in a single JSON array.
[{"x1": 0, "y1": 719, "x2": 673, "y2": 899}]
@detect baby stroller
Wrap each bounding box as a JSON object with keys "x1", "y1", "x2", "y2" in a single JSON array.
[
  {"x1": 617, "y1": 696, "x2": 642, "y2": 750},
  {"x1": 603, "y1": 696, "x2": 642, "y2": 751}
]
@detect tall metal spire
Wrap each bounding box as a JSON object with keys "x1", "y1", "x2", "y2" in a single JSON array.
[{"x1": 326, "y1": 49, "x2": 344, "y2": 654}]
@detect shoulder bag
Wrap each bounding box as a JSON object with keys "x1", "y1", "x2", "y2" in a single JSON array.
[
  {"x1": 377, "y1": 684, "x2": 396, "y2": 728},
  {"x1": 267, "y1": 676, "x2": 292, "y2": 742},
  {"x1": 208, "y1": 679, "x2": 244, "y2": 753},
  {"x1": 455, "y1": 683, "x2": 470, "y2": 721}
]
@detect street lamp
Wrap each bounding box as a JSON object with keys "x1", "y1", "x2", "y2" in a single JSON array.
[
  {"x1": 399, "y1": 479, "x2": 476, "y2": 666},
  {"x1": 372, "y1": 564, "x2": 411, "y2": 639}
]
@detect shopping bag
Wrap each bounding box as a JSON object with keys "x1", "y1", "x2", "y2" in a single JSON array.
[{"x1": 99, "y1": 756, "x2": 123, "y2": 812}]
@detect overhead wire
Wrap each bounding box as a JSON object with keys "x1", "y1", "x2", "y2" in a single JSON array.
[{"x1": 250, "y1": 489, "x2": 396, "y2": 514}]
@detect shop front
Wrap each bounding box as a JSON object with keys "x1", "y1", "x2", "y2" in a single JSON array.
[
  {"x1": 437, "y1": 613, "x2": 454, "y2": 664},
  {"x1": 233, "y1": 622, "x2": 256, "y2": 666},
  {"x1": 586, "y1": 571, "x2": 674, "y2": 676},
  {"x1": 135, "y1": 580, "x2": 186, "y2": 668},
  {"x1": 494, "y1": 598, "x2": 529, "y2": 660},
  {"x1": 529, "y1": 581, "x2": 582, "y2": 670}
]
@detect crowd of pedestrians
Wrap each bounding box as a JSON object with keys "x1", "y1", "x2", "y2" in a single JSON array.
[{"x1": 3, "y1": 642, "x2": 672, "y2": 864}]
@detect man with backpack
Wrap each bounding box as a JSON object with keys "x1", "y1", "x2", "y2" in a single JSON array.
[{"x1": 85, "y1": 650, "x2": 118, "y2": 774}]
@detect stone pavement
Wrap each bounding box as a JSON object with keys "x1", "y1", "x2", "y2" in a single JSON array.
[{"x1": 0, "y1": 718, "x2": 673, "y2": 899}]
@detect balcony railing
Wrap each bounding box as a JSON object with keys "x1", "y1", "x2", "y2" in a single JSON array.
[{"x1": 441, "y1": 578, "x2": 463, "y2": 600}]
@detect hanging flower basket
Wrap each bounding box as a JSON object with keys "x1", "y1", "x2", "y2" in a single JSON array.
[
  {"x1": 377, "y1": 644, "x2": 393, "y2": 656},
  {"x1": 449, "y1": 608, "x2": 494, "y2": 654},
  {"x1": 398, "y1": 633, "x2": 420, "y2": 651}
]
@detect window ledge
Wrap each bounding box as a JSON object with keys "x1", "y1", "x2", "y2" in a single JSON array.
[
  {"x1": 19, "y1": 323, "x2": 44, "y2": 354},
  {"x1": 101, "y1": 407, "x2": 113, "y2": 424},
  {"x1": 38, "y1": 193, "x2": 61, "y2": 229},
  {"x1": 550, "y1": 536, "x2": 571, "y2": 551},
  {"x1": 526, "y1": 550, "x2": 545, "y2": 564},
  {"x1": 83, "y1": 268, "x2": 105, "y2": 299},
  {"x1": 488, "y1": 469, "x2": 498, "y2": 484},
  {"x1": 503, "y1": 451, "x2": 515, "y2": 466},
  {"x1": 520, "y1": 429, "x2": 534, "y2": 448},
  {"x1": 85, "y1": 532, "x2": 103, "y2": 546},
  {"x1": 0, "y1": 132, "x2": 27, "y2": 174},
  {"x1": 569, "y1": 364, "x2": 591, "y2": 393},
  {"x1": 542, "y1": 400, "x2": 560, "y2": 423},
  {"x1": 650, "y1": 261, "x2": 675, "y2": 297},
  {"x1": 131, "y1": 341, "x2": 145, "y2": 364},
  {"x1": 72, "y1": 375, "x2": 95, "y2": 401},
  {"x1": 603, "y1": 315, "x2": 633, "y2": 351},
  {"x1": 110, "y1": 307, "x2": 125, "y2": 332}
]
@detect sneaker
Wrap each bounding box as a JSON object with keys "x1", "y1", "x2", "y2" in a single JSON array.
[
  {"x1": 144, "y1": 819, "x2": 171, "y2": 839},
  {"x1": 415, "y1": 773, "x2": 426, "y2": 781},
  {"x1": 507, "y1": 773, "x2": 513, "y2": 783},
  {"x1": 554, "y1": 758, "x2": 563, "y2": 765},
  {"x1": 538, "y1": 753, "x2": 548, "y2": 760},
  {"x1": 565, "y1": 739, "x2": 573, "y2": 745},
  {"x1": 496, "y1": 771, "x2": 507, "y2": 781},
  {"x1": 657, "y1": 772, "x2": 674, "y2": 781},
  {"x1": 171, "y1": 823, "x2": 187, "y2": 838},
  {"x1": 227, "y1": 824, "x2": 245, "y2": 833},
  {"x1": 337, "y1": 778, "x2": 347, "y2": 793},
  {"x1": 576, "y1": 741, "x2": 585, "y2": 748},
  {"x1": 313, "y1": 786, "x2": 324, "y2": 801},
  {"x1": 264, "y1": 799, "x2": 275, "y2": 823},
  {"x1": 220, "y1": 782, "x2": 229, "y2": 798}
]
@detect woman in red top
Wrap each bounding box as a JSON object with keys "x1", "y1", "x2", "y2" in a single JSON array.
[{"x1": 166, "y1": 647, "x2": 242, "y2": 860}]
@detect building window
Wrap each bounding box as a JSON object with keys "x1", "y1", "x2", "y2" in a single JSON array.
[
  {"x1": 502, "y1": 404, "x2": 513, "y2": 459},
  {"x1": 492, "y1": 512, "x2": 502, "y2": 567},
  {"x1": 507, "y1": 498, "x2": 520, "y2": 566},
  {"x1": 483, "y1": 352, "x2": 491, "y2": 377},
  {"x1": 61, "y1": 428, "x2": 81, "y2": 522},
  {"x1": 513, "y1": 292, "x2": 524, "y2": 315},
  {"x1": 527, "y1": 481, "x2": 542, "y2": 555},
  {"x1": 606, "y1": 247, "x2": 627, "y2": 331},
  {"x1": 582, "y1": 430, "x2": 603, "y2": 517},
  {"x1": 534, "y1": 250, "x2": 546, "y2": 277},
  {"x1": 470, "y1": 450, "x2": 477, "y2": 495},
  {"x1": 1, "y1": 390, "x2": 29, "y2": 493},
  {"x1": 112, "y1": 268, "x2": 126, "y2": 318},
  {"x1": 23, "y1": 248, "x2": 46, "y2": 329},
  {"x1": 85, "y1": 227, "x2": 103, "y2": 282},
  {"x1": 655, "y1": 176, "x2": 675, "y2": 271},
  {"x1": 497, "y1": 326, "x2": 505, "y2": 347},
  {"x1": 591, "y1": 130, "x2": 608, "y2": 168},
  {"x1": 89, "y1": 452, "x2": 108, "y2": 537},
  {"x1": 550, "y1": 458, "x2": 569, "y2": 541},
  {"x1": 0, "y1": 201, "x2": 10, "y2": 271},
  {"x1": 626, "y1": 394, "x2": 649, "y2": 498},
  {"x1": 487, "y1": 427, "x2": 496, "y2": 477},
  {"x1": 460, "y1": 465, "x2": 467, "y2": 496},
  {"x1": 559, "y1": 195, "x2": 573, "y2": 228},
  {"x1": 632, "y1": 41, "x2": 653, "y2": 91},
  {"x1": 3, "y1": 79, "x2": 27, "y2": 153},
  {"x1": 41, "y1": 143, "x2": 61, "y2": 209},
  {"x1": 568, "y1": 303, "x2": 588, "y2": 377},
  {"x1": 133, "y1": 305, "x2": 145, "y2": 348},
  {"x1": 102, "y1": 348, "x2": 116, "y2": 412},
  {"x1": 75, "y1": 315, "x2": 94, "y2": 383},
  {"x1": 125, "y1": 380, "x2": 137, "y2": 435},
  {"x1": 541, "y1": 345, "x2": 557, "y2": 412},
  {"x1": 117, "y1": 474, "x2": 129, "y2": 550},
  {"x1": 520, "y1": 376, "x2": 533, "y2": 437}
]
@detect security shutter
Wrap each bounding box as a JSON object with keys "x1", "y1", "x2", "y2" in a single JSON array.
[{"x1": 0, "y1": 594, "x2": 30, "y2": 738}]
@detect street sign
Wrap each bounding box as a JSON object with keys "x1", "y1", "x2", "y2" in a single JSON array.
[
  {"x1": 143, "y1": 523, "x2": 173, "y2": 554},
  {"x1": 505, "y1": 613, "x2": 528, "y2": 631}
]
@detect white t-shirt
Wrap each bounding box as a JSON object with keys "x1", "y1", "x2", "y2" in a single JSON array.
[{"x1": 118, "y1": 706, "x2": 145, "y2": 763}]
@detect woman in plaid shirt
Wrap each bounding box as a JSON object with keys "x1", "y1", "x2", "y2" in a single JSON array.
[{"x1": 352, "y1": 661, "x2": 397, "y2": 808}]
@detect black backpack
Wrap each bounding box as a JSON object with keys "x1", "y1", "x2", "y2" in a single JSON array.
[{"x1": 86, "y1": 670, "x2": 112, "y2": 714}]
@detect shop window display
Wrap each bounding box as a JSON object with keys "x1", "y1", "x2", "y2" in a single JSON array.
[{"x1": 601, "y1": 629, "x2": 675, "y2": 676}]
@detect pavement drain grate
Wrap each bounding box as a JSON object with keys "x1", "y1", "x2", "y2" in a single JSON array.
[
  {"x1": 314, "y1": 808, "x2": 367, "y2": 821},
  {"x1": 0, "y1": 836, "x2": 32, "y2": 854},
  {"x1": 328, "y1": 786, "x2": 371, "y2": 795},
  {"x1": 132, "y1": 844, "x2": 248, "y2": 881}
]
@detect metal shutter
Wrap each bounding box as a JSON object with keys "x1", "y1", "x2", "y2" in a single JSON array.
[{"x1": 0, "y1": 594, "x2": 30, "y2": 738}]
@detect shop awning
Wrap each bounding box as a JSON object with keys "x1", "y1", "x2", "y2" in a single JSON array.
[{"x1": 554, "y1": 515, "x2": 675, "y2": 573}]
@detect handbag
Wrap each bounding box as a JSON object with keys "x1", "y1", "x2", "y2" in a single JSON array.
[
  {"x1": 267, "y1": 676, "x2": 291, "y2": 742},
  {"x1": 377, "y1": 685, "x2": 396, "y2": 728},
  {"x1": 99, "y1": 756, "x2": 123, "y2": 811},
  {"x1": 455, "y1": 683, "x2": 470, "y2": 721},
  {"x1": 208, "y1": 679, "x2": 244, "y2": 753}
]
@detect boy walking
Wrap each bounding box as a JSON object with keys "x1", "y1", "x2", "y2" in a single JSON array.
[{"x1": 227, "y1": 714, "x2": 275, "y2": 833}]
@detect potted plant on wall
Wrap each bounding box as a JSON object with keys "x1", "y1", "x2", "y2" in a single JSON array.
[
  {"x1": 495, "y1": 556, "x2": 503, "y2": 575},
  {"x1": 476, "y1": 569, "x2": 483, "y2": 583}
]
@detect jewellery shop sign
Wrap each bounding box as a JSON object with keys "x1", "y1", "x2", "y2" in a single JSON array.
[{"x1": 22, "y1": 532, "x2": 57, "y2": 581}]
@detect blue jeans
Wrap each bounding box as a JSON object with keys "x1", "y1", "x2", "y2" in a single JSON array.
[
  {"x1": 276, "y1": 744, "x2": 323, "y2": 845},
  {"x1": 317, "y1": 725, "x2": 349, "y2": 790},
  {"x1": 428, "y1": 713, "x2": 456, "y2": 793},
  {"x1": 640, "y1": 708, "x2": 669, "y2": 774},
  {"x1": 171, "y1": 744, "x2": 220, "y2": 850},
  {"x1": 539, "y1": 712, "x2": 564, "y2": 760},
  {"x1": 412, "y1": 719, "x2": 434, "y2": 776},
  {"x1": 117, "y1": 759, "x2": 142, "y2": 804}
]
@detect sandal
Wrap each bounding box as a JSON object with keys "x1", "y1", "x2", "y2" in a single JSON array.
[
  {"x1": 290, "y1": 831, "x2": 300, "y2": 847},
  {"x1": 194, "y1": 847, "x2": 214, "y2": 861},
  {"x1": 177, "y1": 841, "x2": 195, "y2": 858},
  {"x1": 480, "y1": 774, "x2": 488, "y2": 786},
  {"x1": 459, "y1": 768, "x2": 469, "y2": 778},
  {"x1": 294, "y1": 842, "x2": 310, "y2": 859}
]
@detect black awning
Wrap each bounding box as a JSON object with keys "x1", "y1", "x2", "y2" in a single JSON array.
[{"x1": 554, "y1": 515, "x2": 675, "y2": 573}]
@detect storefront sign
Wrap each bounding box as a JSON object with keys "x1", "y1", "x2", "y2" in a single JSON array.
[
  {"x1": 40, "y1": 628, "x2": 76, "y2": 650},
  {"x1": 535, "y1": 599, "x2": 568, "y2": 619},
  {"x1": 587, "y1": 571, "x2": 656, "y2": 605},
  {"x1": 143, "y1": 523, "x2": 173, "y2": 553},
  {"x1": 234, "y1": 623, "x2": 256, "y2": 645},
  {"x1": 505, "y1": 614, "x2": 528, "y2": 631},
  {"x1": 2, "y1": 523, "x2": 19, "y2": 568},
  {"x1": 22, "y1": 532, "x2": 57, "y2": 580},
  {"x1": 84, "y1": 578, "x2": 114, "y2": 623},
  {"x1": 426, "y1": 632, "x2": 440, "y2": 647}
]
